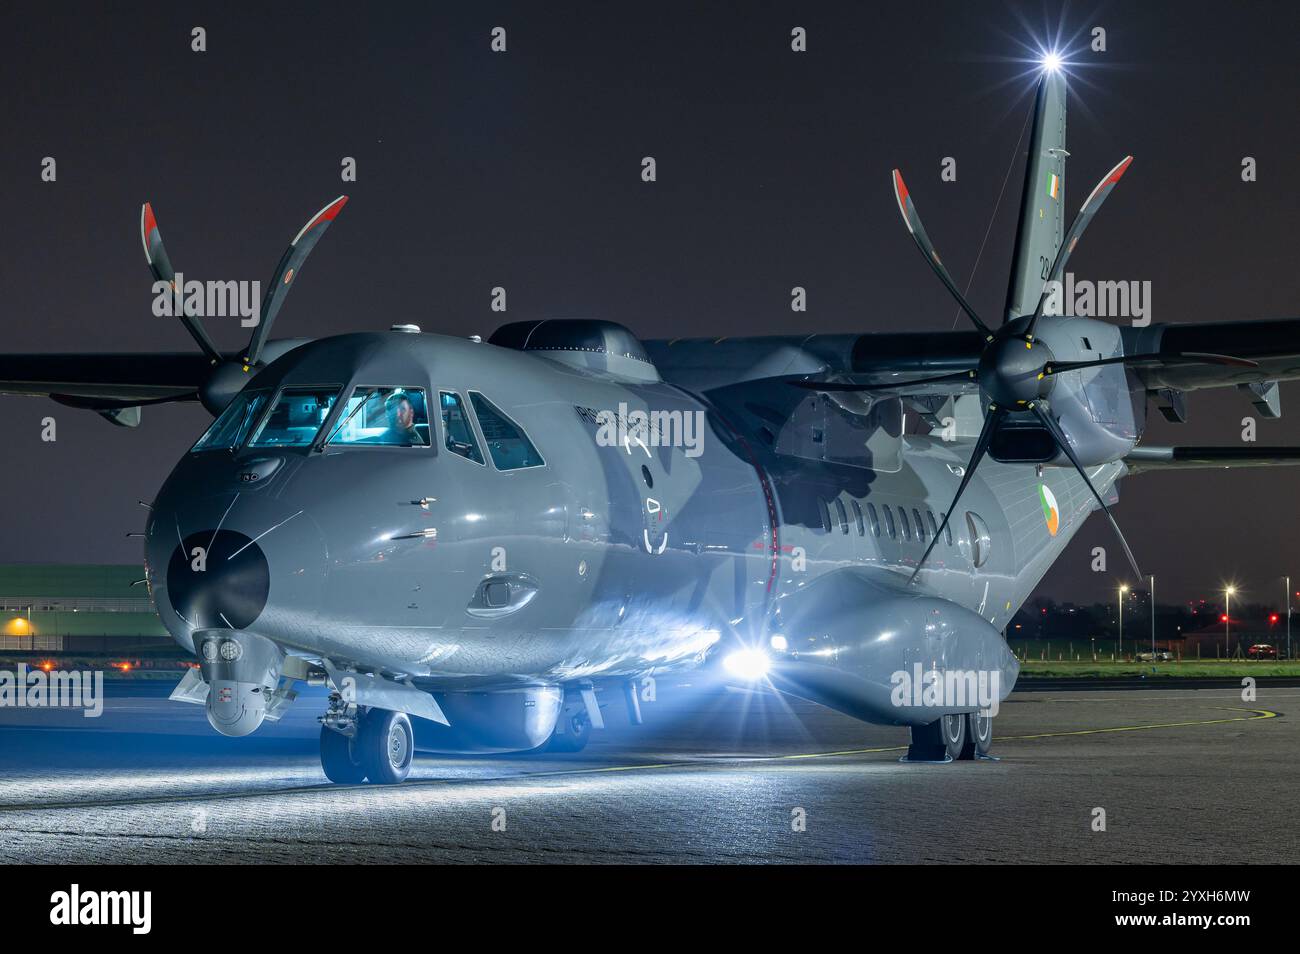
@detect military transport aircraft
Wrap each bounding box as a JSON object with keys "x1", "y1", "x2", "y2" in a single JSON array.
[{"x1": 3, "y1": 63, "x2": 1298, "y2": 782}]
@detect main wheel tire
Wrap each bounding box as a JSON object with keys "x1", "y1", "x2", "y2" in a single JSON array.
[
  {"x1": 546, "y1": 708, "x2": 592, "y2": 753},
  {"x1": 939, "y1": 713, "x2": 966, "y2": 759},
  {"x1": 959, "y1": 710, "x2": 993, "y2": 759},
  {"x1": 320, "y1": 725, "x2": 368, "y2": 784},
  {"x1": 360, "y1": 710, "x2": 414, "y2": 784}
]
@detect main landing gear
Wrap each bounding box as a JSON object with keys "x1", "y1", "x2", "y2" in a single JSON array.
[
  {"x1": 319, "y1": 693, "x2": 415, "y2": 784},
  {"x1": 546, "y1": 704, "x2": 593, "y2": 753},
  {"x1": 905, "y1": 711, "x2": 994, "y2": 762}
]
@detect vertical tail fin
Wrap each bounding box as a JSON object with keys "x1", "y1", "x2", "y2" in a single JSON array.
[{"x1": 1003, "y1": 71, "x2": 1068, "y2": 323}]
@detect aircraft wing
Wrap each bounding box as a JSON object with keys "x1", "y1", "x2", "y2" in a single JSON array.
[
  {"x1": 1124, "y1": 318, "x2": 1300, "y2": 393},
  {"x1": 644, "y1": 331, "x2": 984, "y2": 394},
  {"x1": 648, "y1": 318, "x2": 1300, "y2": 403},
  {"x1": 0, "y1": 352, "x2": 213, "y2": 406},
  {"x1": 1125, "y1": 445, "x2": 1300, "y2": 474},
  {"x1": 0, "y1": 338, "x2": 313, "y2": 419}
]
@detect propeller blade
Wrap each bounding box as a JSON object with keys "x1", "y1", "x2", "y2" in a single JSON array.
[
  {"x1": 139, "y1": 203, "x2": 222, "y2": 364},
  {"x1": 1030, "y1": 401, "x2": 1142, "y2": 578},
  {"x1": 891, "y1": 170, "x2": 994, "y2": 339},
  {"x1": 909, "y1": 404, "x2": 1005, "y2": 585},
  {"x1": 243, "y1": 195, "x2": 349, "y2": 369},
  {"x1": 791, "y1": 369, "x2": 977, "y2": 392},
  {"x1": 1042, "y1": 351, "x2": 1259, "y2": 376},
  {"x1": 1022, "y1": 156, "x2": 1133, "y2": 341}
]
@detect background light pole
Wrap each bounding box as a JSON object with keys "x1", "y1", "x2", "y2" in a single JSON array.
[
  {"x1": 1287, "y1": 576, "x2": 1292, "y2": 660},
  {"x1": 1224, "y1": 586, "x2": 1235, "y2": 659},
  {"x1": 1150, "y1": 575, "x2": 1156, "y2": 655},
  {"x1": 1118, "y1": 584, "x2": 1128, "y2": 658}
]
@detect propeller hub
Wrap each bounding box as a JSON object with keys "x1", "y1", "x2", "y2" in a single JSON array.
[
  {"x1": 200, "y1": 361, "x2": 254, "y2": 416},
  {"x1": 978, "y1": 334, "x2": 1055, "y2": 408}
]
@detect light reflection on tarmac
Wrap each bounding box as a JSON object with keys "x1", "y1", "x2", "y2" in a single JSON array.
[{"x1": 0, "y1": 678, "x2": 1294, "y2": 863}]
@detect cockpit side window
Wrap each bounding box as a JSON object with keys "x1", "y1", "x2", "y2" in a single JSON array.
[
  {"x1": 440, "y1": 391, "x2": 484, "y2": 464},
  {"x1": 191, "y1": 390, "x2": 270, "y2": 452},
  {"x1": 468, "y1": 392, "x2": 545, "y2": 470},
  {"x1": 249, "y1": 387, "x2": 342, "y2": 447},
  {"x1": 325, "y1": 386, "x2": 431, "y2": 447}
]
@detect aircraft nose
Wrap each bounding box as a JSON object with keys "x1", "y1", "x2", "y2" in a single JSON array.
[{"x1": 166, "y1": 529, "x2": 271, "y2": 630}]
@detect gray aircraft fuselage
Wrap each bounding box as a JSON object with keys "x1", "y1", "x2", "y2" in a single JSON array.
[{"x1": 144, "y1": 313, "x2": 1136, "y2": 736}]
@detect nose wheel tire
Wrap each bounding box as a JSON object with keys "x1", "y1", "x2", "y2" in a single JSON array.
[
  {"x1": 319, "y1": 725, "x2": 367, "y2": 784},
  {"x1": 360, "y1": 709, "x2": 415, "y2": 784},
  {"x1": 906, "y1": 713, "x2": 967, "y2": 762},
  {"x1": 546, "y1": 709, "x2": 592, "y2": 753},
  {"x1": 959, "y1": 710, "x2": 994, "y2": 759}
]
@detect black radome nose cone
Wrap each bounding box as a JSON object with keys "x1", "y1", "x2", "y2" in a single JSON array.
[{"x1": 167, "y1": 530, "x2": 270, "y2": 630}]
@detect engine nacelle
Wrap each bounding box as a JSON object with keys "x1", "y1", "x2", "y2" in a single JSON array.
[{"x1": 990, "y1": 316, "x2": 1142, "y2": 467}]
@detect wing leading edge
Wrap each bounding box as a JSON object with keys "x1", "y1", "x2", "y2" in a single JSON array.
[{"x1": 0, "y1": 352, "x2": 216, "y2": 405}]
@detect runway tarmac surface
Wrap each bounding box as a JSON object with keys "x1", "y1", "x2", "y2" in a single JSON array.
[{"x1": 0, "y1": 678, "x2": 1293, "y2": 863}]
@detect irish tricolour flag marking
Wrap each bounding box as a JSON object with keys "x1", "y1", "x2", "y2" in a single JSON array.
[
  {"x1": 1047, "y1": 172, "x2": 1060, "y2": 200},
  {"x1": 1039, "y1": 483, "x2": 1060, "y2": 536}
]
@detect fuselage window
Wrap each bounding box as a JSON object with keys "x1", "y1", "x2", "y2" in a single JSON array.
[
  {"x1": 942, "y1": 511, "x2": 953, "y2": 546},
  {"x1": 926, "y1": 510, "x2": 942, "y2": 544},
  {"x1": 966, "y1": 511, "x2": 992, "y2": 568},
  {"x1": 249, "y1": 387, "x2": 341, "y2": 448},
  {"x1": 192, "y1": 389, "x2": 270, "y2": 452},
  {"x1": 325, "y1": 386, "x2": 431, "y2": 447},
  {"x1": 913, "y1": 508, "x2": 926, "y2": 542},
  {"x1": 898, "y1": 506, "x2": 911, "y2": 541},
  {"x1": 866, "y1": 502, "x2": 881, "y2": 537},
  {"x1": 851, "y1": 500, "x2": 865, "y2": 536},
  {"x1": 882, "y1": 505, "x2": 897, "y2": 539},
  {"x1": 834, "y1": 499, "x2": 849, "y2": 534},
  {"x1": 468, "y1": 392, "x2": 545, "y2": 470},
  {"x1": 440, "y1": 391, "x2": 485, "y2": 464},
  {"x1": 816, "y1": 497, "x2": 831, "y2": 533}
]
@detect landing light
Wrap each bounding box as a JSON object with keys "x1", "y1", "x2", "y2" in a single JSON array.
[
  {"x1": 1041, "y1": 51, "x2": 1063, "y2": 73},
  {"x1": 722, "y1": 648, "x2": 771, "y2": 681}
]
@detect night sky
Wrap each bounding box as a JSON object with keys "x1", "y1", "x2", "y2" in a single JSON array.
[{"x1": 0, "y1": 1, "x2": 1295, "y2": 606}]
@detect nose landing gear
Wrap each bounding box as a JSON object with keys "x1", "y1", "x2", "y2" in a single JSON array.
[{"x1": 318, "y1": 692, "x2": 415, "y2": 784}]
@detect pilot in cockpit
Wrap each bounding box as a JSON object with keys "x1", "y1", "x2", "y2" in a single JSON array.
[{"x1": 378, "y1": 391, "x2": 429, "y2": 446}]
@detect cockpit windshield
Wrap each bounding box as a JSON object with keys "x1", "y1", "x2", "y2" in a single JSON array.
[
  {"x1": 248, "y1": 387, "x2": 342, "y2": 447},
  {"x1": 324, "y1": 387, "x2": 431, "y2": 447},
  {"x1": 191, "y1": 390, "x2": 271, "y2": 452}
]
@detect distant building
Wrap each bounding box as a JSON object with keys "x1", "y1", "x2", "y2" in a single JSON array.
[{"x1": 0, "y1": 565, "x2": 170, "y2": 653}]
